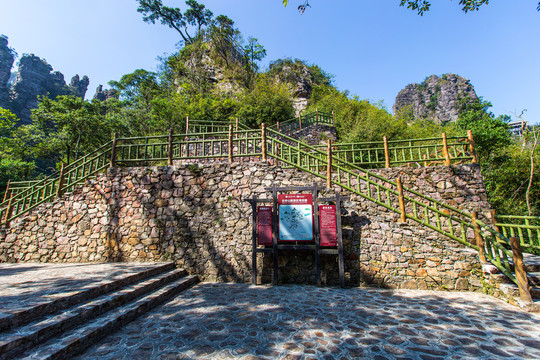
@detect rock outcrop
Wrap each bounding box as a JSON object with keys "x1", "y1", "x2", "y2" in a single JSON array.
[
  {"x1": 0, "y1": 37, "x2": 15, "y2": 107},
  {"x1": 393, "y1": 74, "x2": 478, "y2": 123},
  {"x1": 0, "y1": 37, "x2": 89, "y2": 124},
  {"x1": 92, "y1": 85, "x2": 118, "y2": 101},
  {"x1": 69, "y1": 74, "x2": 90, "y2": 99}
]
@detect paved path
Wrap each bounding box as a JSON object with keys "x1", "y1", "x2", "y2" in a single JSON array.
[{"x1": 77, "y1": 283, "x2": 540, "y2": 360}]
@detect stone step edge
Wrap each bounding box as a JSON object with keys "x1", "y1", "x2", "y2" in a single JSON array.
[
  {"x1": 0, "y1": 262, "x2": 176, "y2": 333},
  {"x1": 0, "y1": 268, "x2": 187, "y2": 360},
  {"x1": 20, "y1": 275, "x2": 199, "y2": 360},
  {"x1": 499, "y1": 283, "x2": 540, "y2": 300}
]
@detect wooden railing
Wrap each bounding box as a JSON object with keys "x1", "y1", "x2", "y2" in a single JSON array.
[
  {"x1": 494, "y1": 215, "x2": 540, "y2": 252},
  {"x1": 314, "y1": 132, "x2": 476, "y2": 167},
  {"x1": 270, "y1": 110, "x2": 334, "y2": 134},
  {"x1": 0, "y1": 120, "x2": 532, "y2": 301}
]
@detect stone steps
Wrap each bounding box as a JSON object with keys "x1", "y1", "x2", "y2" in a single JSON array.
[
  {"x1": 0, "y1": 262, "x2": 176, "y2": 333},
  {"x1": 0, "y1": 265, "x2": 199, "y2": 360}
]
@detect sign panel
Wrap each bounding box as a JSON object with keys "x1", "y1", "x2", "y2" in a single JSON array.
[
  {"x1": 319, "y1": 205, "x2": 337, "y2": 246},
  {"x1": 257, "y1": 206, "x2": 273, "y2": 246},
  {"x1": 278, "y1": 194, "x2": 313, "y2": 241}
]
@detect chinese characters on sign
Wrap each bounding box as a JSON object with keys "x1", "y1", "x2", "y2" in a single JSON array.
[
  {"x1": 319, "y1": 205, "x2": 337, "y2": 246},
  {"x1": 278, "y1": 194, "x2": 313, "y2": 241}
]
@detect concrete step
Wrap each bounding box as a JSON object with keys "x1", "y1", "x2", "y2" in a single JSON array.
[
  {"x1": 19, "y1": 275, "x2": 199, "y2": 360},
  {"x1": 509, "y1": 252, "x2": 540, "y2": 273},
  {"x1": 0, "y1": 268, "x2": 188, "y2": 359},
  {"x1": 0, "y1": 262, "x2": 176, "y2": 333}
]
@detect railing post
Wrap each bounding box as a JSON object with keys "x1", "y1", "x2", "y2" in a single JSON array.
[
  {"x1": 298, "y1": 114, "x2": 302, "y2": 130},
  {"x1": 490, "y1": 209, "x2": 500, "y2": 233},
  {"x1": 326, "y1": 139, "x2": 332, "y2": 189},
  {"x1": 383, "y1": 136, "x2": 391, "y2": 168},
  {"x1": 467, "y1": 130, "x2": 478, "y2": 164},
  {"x1": 442, "y1": 132, "x2": 451, "y2": 166},
  {"x1": 472, "y1": 211, "x2": 487, "y2": 263},
  {"x1": 228, "y1": 124, "x2": 233, "y2": 163},
  {"x1": 332, "y1": 111, "x2": 335, "y2": 126},
  {"x1": 423, "y1": 154, "x2": 428, "y2": 167},
  {"x1": 316, "y1": 108, "x2": 319, "y2": 123},
  {"x1": 110, "y1": 132, "x2": 118, "y2": 168},
  {"x1": 2, "y1": 180, "x2": 11, "y2": 202},
  {"x1": 277, "y1": 121, "x2": 280, "y2": 132},
  {"x1": 168, "y1": 128, "x2": 174, "y2": 166},
  {"x1": 396, "y1": 176, "x2": 407, "y2": 223},
  {"x1": 185, "y1": 116, "x2": 190, "y2": 134},
  {"x1": 235, "y1": 118, "x2": 239, "y2": 131},
  {"x1": 56, "y1": 164, "x2": 66, "y2": 198},
  {"x1": 3, "y1": 196, "x2": 13, "y2": 229},
  {"x1": 510, "y1": 236, "x2": 533, "y2": 303},
  {"x1": 261, "y1": 123, "x2": 267, "y2": 161}
]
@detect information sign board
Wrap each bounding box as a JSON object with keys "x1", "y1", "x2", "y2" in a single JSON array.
[
  {"x1": 257, "y1": 206, "x2": 273, "y2": 246},
  {"x1": 319, "y1": 205, "x2": 337, "y2": 246},
  {"x1": 278, "y1": 194, "x2": 313, "y2": 241}
]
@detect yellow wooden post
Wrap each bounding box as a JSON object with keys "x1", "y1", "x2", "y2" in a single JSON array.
[
  {"x1": 277, "y1": 121, "x2": 280, "y2": 132},
  {"x1": 299, "y1": 114, "x2": 302, "y2": 130},
  {"x1": 168, "y1": 128, "x2": 174, "y2": 166},
  {"x1": 510, "y1": 237, "x2": 533, "y2": 303},
  {"x1": 2, "y1": 180, "x2": 11, "y2": 203},
  {"x1": 261, "y1": 123, "x2": 267, "y2": 161},
  {"x1": 442, "y1": 132, "x2": 451, "y2": 166},
  {"x1": 383, "y1": 136, "x2": 391, "y2": 168},
  {"x1": 228, "y1": 125, "x2": 233, "y2": 163},
  {"x1": 472, "y1": 211, "x2": 487, "y2": 263},
  {"x1": 467, "y1": 130, "x2": 478, "y2": 164},
  {"x1": 3, "y1": 196, "x2": 13, "y2": 228},
  {"x1": 110, "y1": 132, "x2": 118, "y2": 168},
  {"x1": 396, "y1": 176, "x2": 407, "y2": 223},
  {"x1": 185, "y1": 116, "x2": 190, "y2": 134},
  {"x1": 316, "y1": 108, "x2": 319, "y2": 123},
  {"x1": 326, "y1": 139, "x2": 332, "y2": 189},
  {"x1": 56, "y1": 164, "x2": 66, "y2": 198},
  {"x1": 235, "y1": 118, "x2": 239, "y2": 131}
]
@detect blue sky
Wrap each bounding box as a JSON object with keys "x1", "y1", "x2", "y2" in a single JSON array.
[{"x1": 2, "y1": 0, "x2": 539, "y2": 124}]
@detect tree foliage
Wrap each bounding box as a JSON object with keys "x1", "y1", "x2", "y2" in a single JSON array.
[
  {"x1": 284, "y1": 0, "x2": 540, "y2": 14},
  {"x1": 137, "y1": 0, "x2": 213, "y2": 44}
]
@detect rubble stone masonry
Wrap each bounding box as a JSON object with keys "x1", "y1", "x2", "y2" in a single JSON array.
[{"x1": 0, "y1": 162, "x2": 491, "y2": 291}]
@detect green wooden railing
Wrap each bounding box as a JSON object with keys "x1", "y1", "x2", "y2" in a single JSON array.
[
  {"x1": 270, "y1": 110, "x2": 334, "y2": 134},
  {"x1": 0, "y1": 120, "x2": 528, "y2": 295},
  {"x1": 495, "y1": 215, "x2": 540, "y2": 251},
  {"x1": 265, "y1": 128, "x2": 517, "y2": 284},
  {"x1": 315, "y1": 135, "x2": 474, "y2": 167}
]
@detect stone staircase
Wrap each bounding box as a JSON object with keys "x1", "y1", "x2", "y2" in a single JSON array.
[
  {"x1": 487, "y1": 253, "x2": 540, "y2": 310},
  {"x1": 0, "y1": 262, "x2": 198, "y2": 360}
]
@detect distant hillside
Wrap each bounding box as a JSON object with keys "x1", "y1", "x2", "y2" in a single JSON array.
[
  {"x1": 393, "y1": 73, "x2": 478, "y2": 123},
  {"x1": 0, "y1": 36, "x2": 89, "y2": 125}
]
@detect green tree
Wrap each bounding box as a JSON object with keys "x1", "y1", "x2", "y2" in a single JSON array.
[
  {"x1": 455, "y1": 98, "x2": 511, "y2": 162},
  {"x1": 137, "y1": 0, "x2": 213, "y2": 45},
  {"x1": 236, "y1": 74, "x2": 295, "y2": 128},
  {"x1": 283, "y1": 1, "x2": 540, "y2": 14}
]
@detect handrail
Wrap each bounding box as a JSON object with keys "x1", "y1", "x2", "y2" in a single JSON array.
[
  {"x1": 0, "y1": 120, "x2": 526, "y2": 294},
  {"x1": 264, "y1": 127, "x2": 517, "y2": 287},
  {"x1": 494, "y1": 215, "x2": 540, "y2": 251}
]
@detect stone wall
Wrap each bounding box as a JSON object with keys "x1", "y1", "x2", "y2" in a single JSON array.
[{"x1": 0, "y1": 161, "x2": 491, "y2": 291}]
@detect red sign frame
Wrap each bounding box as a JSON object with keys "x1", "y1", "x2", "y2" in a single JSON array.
[
  {"x1": 319, "y1": 205, "x2": 337, "y2": 247},
  {"x1": 257, "y1": 206, "x2": 273, "y2": 246}
]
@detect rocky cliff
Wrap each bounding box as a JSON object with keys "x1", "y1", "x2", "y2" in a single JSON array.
[
  {"x1": 0, "y1": 37, "x2": 15, "y2": 107},
  {"x1": 393, "y1": 74, "x2": 478, "y2": 123},
  {"x1": 0, "y1": 37, "x2": 89, "y2": 124},
  {"x1": 92, "y1": 85, "x2": 118, "y2": 101}
]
